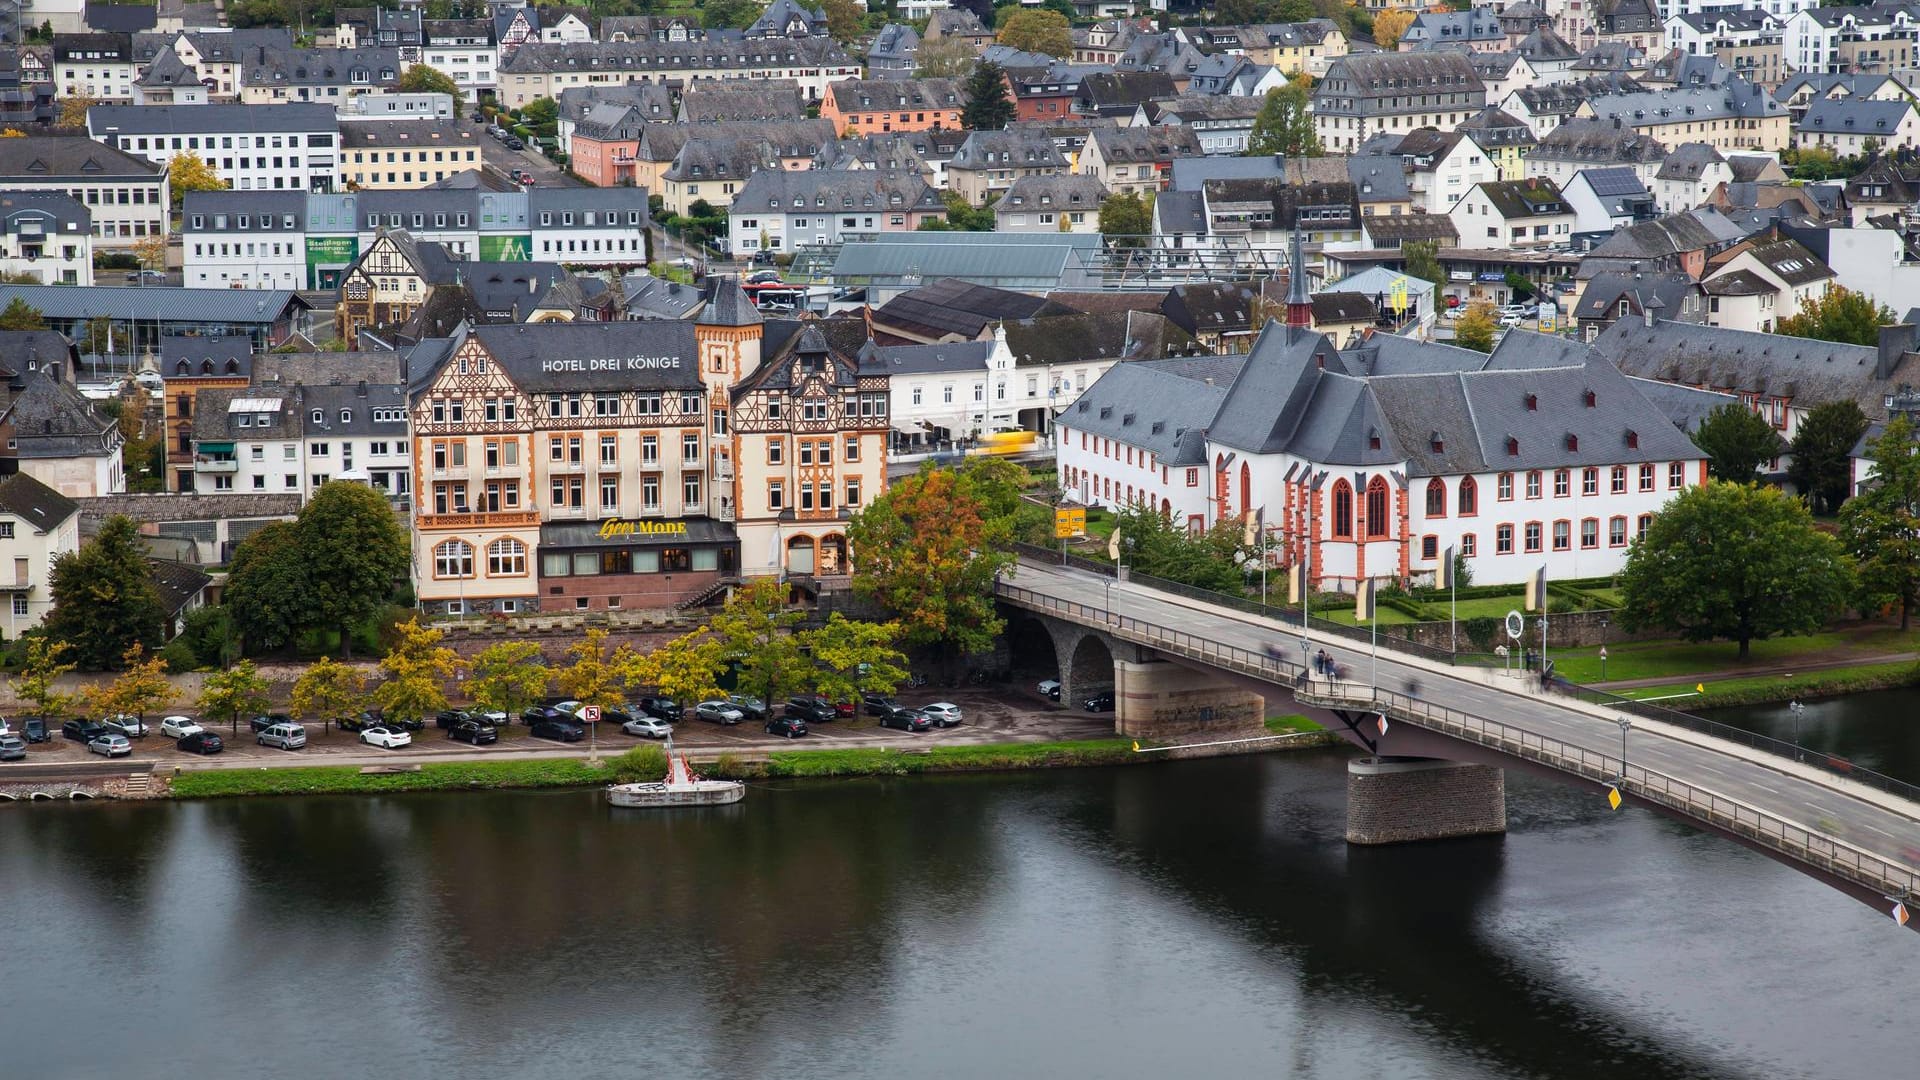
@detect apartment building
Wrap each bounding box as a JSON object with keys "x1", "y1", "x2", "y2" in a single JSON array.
[
  {"x1": 340, "y1": 119, "x2": 483, "y2": 189},
  {"x1": 87, "y1": 103, "x2": 341, "y2": 193},
  {"x1": 0, "y1": 136, "x2": 170, "y2": 248}
]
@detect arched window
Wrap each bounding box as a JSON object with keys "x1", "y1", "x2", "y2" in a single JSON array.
[
  {"x1": 1425, "y1": 478, "x2": 1446, "y2": 518},
  {"x1": 1332, "y1": 479, "x2": 1354, "y2": 539},
  {"x1": 1239, "y1": 461, "x2": 1251, "y2": 515},
  {"x1": 434, "y1": 538, "x2": 474, "y2": 578},
  {"x1": 1458, "y1": 476, "x2": 1477, "y2": 516},
  {"x1": 1162, "y1": 497, "x2": 1172, "y2": 518},
  {"x1": 487, "y1": 538, "x2": 525, "y2": 575},
  {"x1": 787, "y1": 534, "x2": 816, "y2": 574},
  {"x1": 1365, "y1": 476, "x2": 1390, "y2": 540}
]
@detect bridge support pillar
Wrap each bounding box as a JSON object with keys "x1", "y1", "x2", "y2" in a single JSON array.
[
  {"x1": 1345, "y1": 757, "x2": 1506, "y2": 845},
  {"x1": 1114, "y1": 658, "x2": 1266, "y2": 740}
]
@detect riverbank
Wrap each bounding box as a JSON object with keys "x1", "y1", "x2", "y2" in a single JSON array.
[{"x1": 1608, "y1": 659, "x2": 1920, "y2": 709}]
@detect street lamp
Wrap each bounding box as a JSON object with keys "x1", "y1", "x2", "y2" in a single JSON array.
[
  {"x1": 1789, "y1": 699, "x2": 1806, "y2": 759},
  {"x1": 1599, "y1": 617, "x2": 1610, "y2": 682},
  {"x1": 1616, "y1": 717, "x2": 1632, "y2": 784}
]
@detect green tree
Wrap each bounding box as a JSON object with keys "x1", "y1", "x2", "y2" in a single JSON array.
[
  {"x1": 1773, "y1": 285, "x2": 1897, "y2": 347},
  {"x1": 1454, "y1": 300, "x2": 1497, "y2": 353},
  {"x1": 43, "y1": 515, "x2": 166, "y2": 670},
  {"x1": 83, "y1": 643, "x2": 175, "y2": 720},
  {"x1": 1246, "y1": 79, "x2": 1321, "y2": 158},
  {"x1": 168, "y1": 150, "x2": 228, "y2": 209},
  {"x1": 466, "y1": 640, "x2": 549, "y2": 717},
  {"x1": 224, "y1": 521, "x2": 311, "y2": 653},
  {"x1": 997, "y1": 9, "x2": 1071, "y2": 57},
  {"x1": 10, "y1": 636, "x2": 75, "y2": 716},
  {"x1": 958, "y1": 455, "x2": 1029, "y2": 521},
  {"x1": 1403, "y1": 239, "x2": 1444, "y2": 291},
  {"x1": 848, "y1": 463, "x2": 1014, "y2": 661},
  {"x1": 297, "y1": 482, "x2": 409, "y2": 658},
  {"x1": 1839, "y1": 416, "x2": 1920, "y2": 629},
  {"x1": 290, "y1": 655, "x2": 368, "y2": 729},
  {"x1": 1619, "y1": 481, "x2": 1852, "y2": 659},
  {"x1": 820, "y1": 0, "x2": 864, "y2": 42},
  {"x1": 1786, "y1": 400, "x2": 1870, "y2": 515},
  {"x1": 0, "y1": 297, "x2": 45, "y2": 330},
  {"x1": 705, "y1": 579, "x2": 814, "y2": 710},
  {"x1": 804, "y1": 614, "x2": 909, "y2": 707},
  {"x1": 372, "y1": 618, "x2": 457, "y2": 723},
  {"x1": 915, "y1": 36, "x2": 978, "y2": 78},
  {"x1": 1098, "y1": 191, "x2": 1153, "y2": 247},
  {"x1": 701, "y1": 0, "x2": 763, "y2": 29},
  {"x1": 1692, "y1": 403, "x2": 1783, "y2": 483},
  {"x1": 962, "y1": 60, "x2": 1016, "y2": 131},
  {"x1": 1111, "y1": 503, "x2": 1248, "y2": 592},
  {"x1": 198, "y1": 659, "x2": 272, "y2": 732},
  {"x1": 620, "y1": 630, "x2": 728, "y2": 707},
  {"x1": 555, "y1": 628, "x2": 625, "y2": 713},
  {"x1": 397, "y1": 63, "x2": 464, "y2": 117},
  {"x1": 172, "y1": 605, "x2": 236, "y2": 669}
]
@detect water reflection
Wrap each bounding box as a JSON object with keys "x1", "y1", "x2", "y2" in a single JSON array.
[{"x1": 1709, "y1": 686, "x2": 1920, "y2": 784}]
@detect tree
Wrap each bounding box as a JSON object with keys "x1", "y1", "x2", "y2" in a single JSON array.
[
  {"x1": 1110, "y1": 503, "x2": 1249, "y2": 592},
  {"x1": 1773, "y1": 285, "x2": 1897, "y2": 347},
  {"x1": 997, "y1": 9, "x2": 1071, "y2": 57},
  {"x1": 57, "y1": 93, "x2": 95, "y2": 130},
  {"x1": 10, "y1": 636, "x2": 76, "y2": 717},
  {"x1": 44, "y1": 515, "x2": 166, "y2": 670},
  {"x1": 1454, "y1": 300, "x2": 1497, "y2": 353},
  {"x1": 466, "y1": 640, "x2": 549, "y2": 717},
  {"x1": 168, "y1": 150, "x2": 228, "y2": 208},
  {"x1": 1246, "y1": 79, "x2": 1321, "y2": 158},
  {"x1": 1373, "y1": 8, "x2": 1417, "y2": 49},
  {"x1": 1098, "y1": 191, "x2": 1153, "y2": 247},
  {"x1": 848, "y1": 463, "x2": 1015, "y2": 660},
  {"x1": 1786, "y1": 400, "x2": 1870, "y2": 515},
  {"x1": 133, "y1": 234, "x2": 168, "y2": 275},
  {"x1": 198, "y1": 660, "x2": 272, "y2": 733},
  {"x1": 620, "y1": 630, "x2": 728, "y2": 707},
  {"x1": 296, "y1": 481, "x2": 409, "y2": 658},
  {"x1": 0, "y1": 297, "x2": 45, "y2": 330},
  {"x1": 701, "y1": 0, "x2": 762, "y2": 29},
  {"x1": 1692, "y1": 403, "x2": 1783, "y2": 484},
  {"x1": 224, "y1": 521, "x2": 312, "y2": 653},
  {"x1": 1403, "y1": 240, "x2": 1444, "y2": 291},
  {"x1": 290, "y1": 655, "x2": 368, "y2": 728},
  {"x1": 1840, "y1": 416, "x2": 1920, "y2": 630},
  {"x1": 820, "y1": 0, "x2": 864, "y2": 42},
  {"x1": 962, "y1": 60, "x2": 1016, "y2": 131},
  {"x1": 1620, "y1": 482, "x2": 1852, "y2": 659},
  {"x1": 554, "y1": 628, "x2": 625, "y2": 713},
  {"x1": 915, "y1": 36, "x2": 978, "y2": 78},
  {"x1": 84, "y1": 643, "x2": 175, "y2": 721},
  {"x1": 397, "y1": 63, "x2": 464, "y2": 117},
  {"x1": 805, "y1": 614, "x2": 910, "y2": 706},
  {"x1": 372, "y1": 618, "x2": 457, "y2": 723},
  {"x1": 705, "y1": 579, "x2": 814, "y2": 710}
]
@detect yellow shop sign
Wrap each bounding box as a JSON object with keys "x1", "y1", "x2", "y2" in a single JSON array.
[{"x1": 598, "y1": 519, "x2": 690, "y2": 541}]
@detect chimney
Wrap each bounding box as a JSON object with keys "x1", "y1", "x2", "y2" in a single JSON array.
[
  {"x1": 356, "y1": 379, "x2": 368, "y2": 397},
  {"x1": 1877, "y1": 323, "x2": 1916, "y2": 380}
]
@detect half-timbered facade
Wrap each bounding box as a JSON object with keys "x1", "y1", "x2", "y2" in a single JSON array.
[{"x1": 336, "y1": 230, "x2": 435, "y2": 343}]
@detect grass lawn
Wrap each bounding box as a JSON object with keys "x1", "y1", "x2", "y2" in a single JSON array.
[
  {"x1": 1266, "y1": 714, "x2": 1324, "y2": 734},
  {"x1": 1612, "y1": 660, "x2": 1920, "y2": 707},
  {"x1": 1319, "y1": 604, "x2": 1419, "y2": 626},
  {"x1": 1551, "y1": 631, "x2": 1864, "y2": 684}
]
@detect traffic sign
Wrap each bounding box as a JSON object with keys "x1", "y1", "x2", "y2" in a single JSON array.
[
  {"x1": 1505, "y1": 610, "x2": 1524, "y2": 640},
  {"x1": 580, "y1": 705, "x2": 602, "y2": 723},
  {"x1": 1895, "y1": 902, "x2": 1910, "y2": 927},
  {"x1": 1607, "y1": 786, "x2": 1622, "y2": 811},
  {"x1": 1054, "y1": 506, "x2": 1086, "y2": 539},
  {"x1": 1375, "y1": 715, "x2": 1389, "y2": 737}
]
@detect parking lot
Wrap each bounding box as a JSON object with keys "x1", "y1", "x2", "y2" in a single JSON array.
[{"x1": 1, "y1": 687, "x2": 1116, "y2": 773}]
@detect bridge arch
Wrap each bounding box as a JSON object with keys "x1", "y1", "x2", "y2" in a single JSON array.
[{"x1": 1066, "y1": 633, "x2": 1115, "y2": 705}]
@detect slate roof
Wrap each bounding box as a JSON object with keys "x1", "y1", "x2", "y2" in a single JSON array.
[
  {"x1": 620, "y1": 272, "x2": 706, "y2": 320},
  {"x1": 1584, "y1": 83, "x2": 1785, "y2": 128},
  {"x1": 679, "y1": 81, "x2": 807, "y2": 122},
  {"x1": 161, "y1": 334, "x2": 252, "y2": 380},
  {"x1": 825, "y1": 77, "x2": 964, "y2": 113},
  {"x1": 1797, "y1": 97, "x2": 1914, "y2": 137},
  {"x1": 697, "y1": 276, "x2": 761, "y2": 327},
  {"x1": 1701, "y1": 268, "x2": 1772, "y2": 296},
  {"x1": 448, "y1": 322, "x2": 706, "y2": 396},
  {"x1": 1475, "y1": 179, "x2": 1568, "y2": 219},
  {"x1": 999, "y1": 174, "x2": 1108, "y2": 213},
  {"x1": 1739, "y1": 236, "x2": 1835, "y2": 287},
  {"x1": 1571, "y1": 272, "x2": 1699, "y2": 321},
  {"x1": 1002, "y1": 310, "x2": 1196, "y2": 368},
  {"x1": 1624, "y1": 376, "x2": 1739, "y2": 435},
  {"x1": 1312, "y1": 293, "x2": 1377, "y2": 324},
  {"x1": 859, "y1": 341, "x2": 992, "y2": 377},
  {"x1": 1654, "y1": 142, "x2": 1725, "y2": 181},
  {"x1": 499, "y1": 36, "x2": 854, "y2": 74},
  {"x1": 0, "y1": 136, "x2": 162, "y2": 181},
  {"x1": 338, "y1": 118, "x2": 478, "y2": 149},
  {"x1": 1062, "y1": 356, "x2": 1242, "y2": 465},
  {"x1": 1076, "y1": 71, "x2": 1178, "y2": 114},
  {"x1": 948, "y1": 131, "x2": 1070, "y2": 171},
  {"x1": 88, "y1": 103, "x2": 337, "y2": 135},
  {"x1": 1458, "y1": 106, "x2": 1540, "y2": 149},
  {"x1": 3, "y1": 369, "x2": 119, "y2": 460},
  {"x1": 1337, "y1": 334, "x2": 1492, "y2": 378},
  {"x1": 1591, "y1": 319, "x2": 1920, "y2": 420},
  {"x1": 732, "y1": 167, "x2": 942, "y2": 215},
  {"x1": 0, "y1": 472, "x2": 78, "y2": 533},
  {"x1": 86, "y1": 3, "x2": 159, "y2": 33},
  {"x1": 873, "y1": 279, "x2": 1066, "y2": 341},
  {"x1": 1583, "y1": 208, "x2": 1747, "y2": 261},
  {"x1": 1528, "y1": 118, "x2": 1667, "y2": 164},
  {"x1": 1363, "y1": 213, "x2": 1460, "y2": 248},
  {"x1": 0, "y1": 286, "x2": 306, "y2": 325}
]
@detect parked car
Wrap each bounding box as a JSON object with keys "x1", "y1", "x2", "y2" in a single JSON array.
[
  {"x1": 515, "y1": 169, "x2": 535, "y2": 185},
  {"x1": 746, "y1": 269, "x2": 784, "y2": 286},
  {"x1": 622, "y1": 717, "x2": 673, "y2": 739},
  {"x1": 89, "y1": 733, "x2": 133, "y2": 758},
  {"x1": 338, "y1": 710, "x2": 383, "y2": 733},
  {"x1": 101, "y1": 714, "x2": 148, "y2": 739},
  {"x1": 250, "y1": 713, "x2": 294, "y2": 733},
  {"x1": 766, "y1": 715, "x2": 809, "y2": 738},
  {"x1": 436, "y1": 709, "x2": 475, "y2": 730},
  {"x1": 726, "y1": 695, "x2": 768, "y2": 721},
  {"x1": 919, "y1": 702, "x2": 964, "y2": 727},
  {"x1": 1498, "y1": 313, "x2": 1524, "y2": 328},
  {"x1": 360, "y1": 726, "x2": 412, "y2": 749},
  {"x1": 599, "y1": 704, "x2": 639, "y2": 725},
  {"x1": 1037, "y1": 679, "x2": 1062, "y2": 702},
  {"x1": 1082, "y1": 691, "x2": 1115, "y2": 713},
  {"x1": 470, "y1": 708, "x2": 509, "y2": 725},
  {"x1": 503, "y1": 136, "x2": 525, "y2": 151},
  {"x1": 63, "y1": 718, "x2": 109, "y2": 743},
  {"x1": 383, "y1": 715, "x2": 426, "y2": 733},
  {"x1": 447, "y1": 719, "x2": 499, "y2": 745},
  {"x1": 160, "y1": 716, "x2": 203, "y2": 739},
  {"x1": 633, "y1": 697, "x2": 682, "y2": 721},
  {"x1": 694, "y1": 700, "x2": 744, "y2": 725},
  {"x1": 530, "y1": 718, "x2": 586, "y2": 742},
  {"x1": 256, "y1": 722, "x2": 307, "y2": 750},
  {"x1": 1497, "y1": 303, "x2": 1529, "y2": 319},
  {"x1": 22, "y1": 717, "x2": 50, "y2": 743},
  {"x1": 878, "y1": 708, "x2": 932, "y2": 733},
  {"x1": 177, "y1": 731, "x2": 223, "y2": 755},
  {"x1": 862, "y1": 693, "x2": 900, "y2": 717},
  {"x1": 521, "y1": 706, "x2": 568, "y2": 725},
  {"x1": 123, "y1": 269, "x2": 164, "y2": 283},
  {"x1": 0, "y1": 733, "x2": 25, "y2": 760},
  {"x1": 784, "y1": 697, "x2": 836, "y2": 724}
]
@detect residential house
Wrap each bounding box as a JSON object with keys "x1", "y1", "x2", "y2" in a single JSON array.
[
  {"x1": 1078, "y1": 125, "x2": 1202, "y2": 196},
  {"x1": 1570, "y1": 271, "x2": 1706, "y2": 340},
  {"x1": 866, "y1": 24, "x2": 919, "y2": 75},
  {"x1": 1795, "y1": 97, "x2": 1920, "y2": 156},
  {"x1": 819, "y1": 77, "x2": 965, "y2": 135},
  {"x1": 1781, "y1": 6, "x2": 1918, "y2": 76},
  {"x1": 86, "y1": 103, "x2": 340, "y2": 193},
  {"x1": 1245, "y1": 20, "x2": 1348, "y2": 77},
  {"x1": 422, "y1": 19, "x2": 500, "y2": 103},
  {"x1": 494, "y1": 37, "x2": 860, "y2": 108},
  {"x1": 237, "y1": 46, "x2": 407, "y2": 105},
  {"x1": 0, "y1": 472, "x2": 81, "y2": 636},
  {"x1": 1400, "y1": 8, "x2": 1508, "y2": 52},
  {"x1": 0, "y1": 193, "x2": 92, "y2": 287},
  {"x1": 1699, "y1": 234, "x2": 1836, "y2": 331},
  {"x1": 678, "y1": 81, "x2": 808, "y2": 123},
  {"x1": 1523, "y1": 117, "x2": 1668, "y2": 189},
  {"x1": 53, "y1": 32, "x2": 138, "y2": 102},
  {"x1": 1448, "y1": 178, "x2": 1574, "y2": 249},
  {"x1": 160, "y1": 333, "x2": 251, "y2": 493},
  {"x1": 995, "y1": 174, "x2": 1107, "y2": 234},
  {"x1": 1311, "y1": 52, "x2": 1488, "y2": 154},
  {"x1": 1458, "y1": 106, "x2": 1540, "y2": 180},
  {"x1": 947, "y1": 131, "x2": 1069, "y2": 206},
  {"x1": 1359, "y1": 127, "x2": 1498, "y2": 214},
  {"x1": 726, "y1": 169, "x2": 944, "y2": 255},
  {"x1": 340, "y1": 119, "x2": 483, "y2": 190},
  {"x1": 1074, "y1": 71, "x2": 1178, "y2": 119},
  {"x1": 1576, "y1": 82, "x2": 1790, "y2": 152},
  {"x1": 1469, "y1": 52, "x2": 1541, "y2": 106},
  {"x1": 1, "y1": 363, "x2": 125, "y2": 498},
  {"x1": 0, "y1": 136, "x2": 170, "y2": 248},
  {"x1": 1665, "y1": 11, "x2": 1786, "y2": 88},
  {"x1": 1562, "y1": 167, "x2": 1656, "y2": 235},
  {"x1": 1136, "y1": 94, "x2": 1264, "y2": 156},
  {"x1": 1650, "y1": 143, "x2": 1732, "y2": 214},
  {"x1": 924, "y1": 8, "x2": 994, "y2": 52}
]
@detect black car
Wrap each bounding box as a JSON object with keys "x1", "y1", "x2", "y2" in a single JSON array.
[
  {"x1": 784, "y1": 697, "x2": 835, "y2": 724},
  {"x1": 177, "y1": 731, "x2": 224, "y2": 755},
  {"x1": 633, "y1": 697, "x2": 682, "y2": 722},
  {"x1": 62, "y1": 718, "x2": 109, "y2": 743},
  {"x1": 1082, "y1": 692, "x2": 1115, "y2": 713},
  {"x1": 726, "y1": 695, "x2": 768, "y2": 721},
  {"x1": 249, "y1": 712, "x2": 294, "y2": 733},
  {"x1": 503, "y1": 136, "x2": 524, "y2": 150},
  {"x1": 338, "y1": 710, "x2": 385, "y2": 733},
  {"x1": 22, "y1": 717, "x2": 51, "y2": 743},
  {"x1": 599, "y1": 704, "x2": 638, "y2": 725},
  {"x1": 766, "y1": 715, "x2": 810, "y2": 738},
  {"x1": 521, "y1": 705, "x2": 568, "y2": 725},
  {"x1": 878, "y1": 708, "x2": 932, "y2": 733},
  {"x1": 447, "y1": 719, "x2": 499, "y2": 745},
  {"x1": 529, "y1": 718, "x2": 586, "y2": 743},
  {"x1": 435, "y1": 709, "x2": 474, "y2": 730},
  {"x1": 382, "y1": 715, "x2": 425, "y2": 733},
  {"x1": 863, "y1": 693, "x2": 901, "y2": 718}
]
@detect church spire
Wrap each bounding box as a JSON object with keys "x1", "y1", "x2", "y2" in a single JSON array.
[{"x1": 1286, "y1": 224, "x2": 1312, "y2": 329}]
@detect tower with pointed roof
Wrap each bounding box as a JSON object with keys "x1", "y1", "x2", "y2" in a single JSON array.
[{"x1": 1286, "y1": 226, "x2": 1313, "y2": 329}]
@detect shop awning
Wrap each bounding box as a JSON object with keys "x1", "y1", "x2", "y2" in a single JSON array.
[{"x1": 196, "y1": 441, "x2": 235, "y2": 453}]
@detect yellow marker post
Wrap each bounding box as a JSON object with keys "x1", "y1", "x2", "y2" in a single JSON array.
[{"x1": 1696, "y1": 683, "x2": 1706, "y2": 694}]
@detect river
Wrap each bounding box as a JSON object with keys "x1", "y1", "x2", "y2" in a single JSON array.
[
  {"x1": 1707, "y1": 685, "x2": 1920, "y2": 784},
  {"x1": 2, "y1": 745, "x2": 1913, "y2": 1080}
]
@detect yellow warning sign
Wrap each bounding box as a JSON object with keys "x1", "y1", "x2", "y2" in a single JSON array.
[
  {"x1": 1607, "y1": 787, "x2": 1623, "y2": 811},
  {"x1": 1055, "y1": 506, "x2": 1086, "y2": 539},
  {"x1": 1696, "y1": 683, "x2": 1706, "y2": 694}
]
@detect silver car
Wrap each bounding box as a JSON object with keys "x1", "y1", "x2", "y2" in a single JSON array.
[
  {"x1": 102, "y1": 714, "x2": 148, "y2": 738},
  {"x1": 622, "y1": 717, "x2": 673, "y2": 738},
  {"x1": 0, "y1": 733, "x2": 25, "y2": 761},
  {"x1": 919, "y1": 702, "x2": 963, "y2": 727},
  {"x1": 695, "y1": 700, "x2": 744, "y2": 725},
  {"x1": 88, "y1": 733, "x2": 133, "y2": 758},
  {"x1": 257, "y1": 722, "x2": 307, "y2": 750}
]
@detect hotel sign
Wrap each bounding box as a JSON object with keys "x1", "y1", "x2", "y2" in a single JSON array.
[
  {"x1": 598, "y1": 518, "x2": 690, "y2": 541},
  {"x1": 542, "y1": 356, "x2": 684, "y2": 373}
]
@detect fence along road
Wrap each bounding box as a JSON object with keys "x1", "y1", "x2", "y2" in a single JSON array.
[{"x1": 997, "y1": 558, "x2": 1920, "y2": 928}]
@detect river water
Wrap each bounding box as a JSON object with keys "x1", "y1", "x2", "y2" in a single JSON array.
[{"x1": 3, "y1": 742, "x2": 1914, "y2": 1080}]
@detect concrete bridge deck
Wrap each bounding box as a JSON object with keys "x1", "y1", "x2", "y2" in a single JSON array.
[{"x1": 996, "y1": 558, "x2": 1920, "y2": 928}]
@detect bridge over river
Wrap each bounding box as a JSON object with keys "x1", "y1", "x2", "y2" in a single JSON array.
[{"x1": 995, "y1": 558, "x2": 1920, "y2": 931}]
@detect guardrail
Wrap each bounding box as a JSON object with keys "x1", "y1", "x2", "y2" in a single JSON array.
[{"x1": 995, "y1": 579, "x2": 1918, "y2": 906}]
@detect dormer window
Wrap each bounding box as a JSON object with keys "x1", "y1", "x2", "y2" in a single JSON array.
[
  {"x1": 311, "y1": 409, "x2": 324, "y2": 423},
  {"x1": 1626, "y1": 429, "x2": 1639, "y2": 449},
  {"x1": 1584, "y1": 390, "x2": 1596, "y2": 407},
  {"x1": 1506, "y1": 437, "x2": 1519, "y2": 456},
  {"x1": 1525, "y1": 393, "x2": 1537, "y2": 411},
  {"x1": 1565, "y1": 434, "x2": 1579, "y2": 451}
]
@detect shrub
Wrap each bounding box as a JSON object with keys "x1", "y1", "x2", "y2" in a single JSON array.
[{"x1": 609, "y1": 744, "x2": 667, "y2": 783}]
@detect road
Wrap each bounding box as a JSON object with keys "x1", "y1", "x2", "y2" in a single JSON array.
[{"x1": 1003, "y1": 559, "x2": 1920, "y2": 887}]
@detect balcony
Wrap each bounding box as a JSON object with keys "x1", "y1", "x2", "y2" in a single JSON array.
[
  {"x1": 194, "y1": 455, "x2": 239, "y2": 474},
  {"x1": 415, "y1": 509, "x2": 541, "y2": 531}
]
